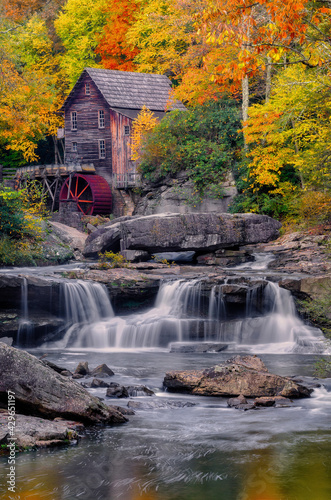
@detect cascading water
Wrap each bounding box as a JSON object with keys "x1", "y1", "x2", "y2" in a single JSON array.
[
  {"x1": 216, "y1": 281, "x2": 328, "y2": 353},
  {"x1": 17, "y1": 278, "x2": 34, "y2": 345},
  {"x1": 46, "y1": 277, "x2": 329, "y2": 354},
  {"x1": 51, "y1": 280, "x2": 115, "y2": 348}
]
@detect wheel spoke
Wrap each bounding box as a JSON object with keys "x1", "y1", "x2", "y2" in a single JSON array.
[{"x1": 77, "y1": 184, "x2": 89, "y2": 198}]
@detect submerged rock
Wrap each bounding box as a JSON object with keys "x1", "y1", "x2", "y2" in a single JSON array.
[
  {"x1": 106, "y1": 383, "x2": 155, "y2": 398},
  {"x1": 170, "y1": 342, "x2": 228, "y2": 353},
  {"x1": 163, "y1": 355, "x2": 312, "y2": 398},
  {"x1": 0, "y1": 411, "x2": 83, "y2": 450},
  {"x1": 0, "y1": 343, "x2": 127, "y2": 425},
  {"x1": 127, "y1": 400, "x2": 196, "y2": 410}
]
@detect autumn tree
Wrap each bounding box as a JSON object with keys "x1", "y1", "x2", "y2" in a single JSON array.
[
  {"x1": 127, "y1": 0, "x2": 224, "y2": 105},
  {"x1": 95, "y1": 0, "x2": 142, "y2": 71},
  {"x1": 0, "y1": 13, "x2": 63, "y2": 163},
  {"x1": 55, "y1": 0, "x2": 108, "y2": 84}
]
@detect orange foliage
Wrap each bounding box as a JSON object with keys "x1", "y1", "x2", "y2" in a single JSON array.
[
  {"x1": 95, "y1": 0, "x2": 141, "y2": 71},
  {"x1": 201, "y1": 0, "x2": 331, "y2": 90}
]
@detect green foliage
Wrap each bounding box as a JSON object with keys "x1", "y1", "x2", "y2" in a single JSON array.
[
  {"x1": 138, "y1": 99, "x2": 242, "y2": 198},
  {"x1": 0, "y1": 186, "x2": 26, "y2": 238},
  {"x1": 0, "y1": 234, "x2": 43, "y2": 266},
  {"x1": 97, "y1": 251, "x2": 130, "y2": 269},
  {"x1": 299, "y1": 286, "x2": 331, "y2": 339},
  {"x1": 0, "y1": 183, "x2": 49, "y2": 266}
]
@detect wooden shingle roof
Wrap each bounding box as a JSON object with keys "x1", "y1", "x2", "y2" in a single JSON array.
[{"x1": 69, "y1": 68, "x2": 186, "y2": 112}]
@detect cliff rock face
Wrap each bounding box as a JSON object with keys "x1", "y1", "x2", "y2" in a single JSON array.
[
  {"x1": 163, "y1": 355, "x2": 312, "y2": 398},
  {"x1": 0, "y1": 343, "x2": 127, "y2": 424},
  {"x1": 134, "y1": 172, "x2": 237, "y2": 216},
  {"x1": 84, "y1": 213, "x2": 282, "y2": 258}
]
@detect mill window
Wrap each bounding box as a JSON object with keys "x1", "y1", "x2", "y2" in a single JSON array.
[
  {"x1": 124, "y1": 125, "x2": 130, "y2": 135},
  {"x1": 99, "y1": 139, "x2": 106, "y2": 159},
  {"x1": 85, "y1": 83, "x2": 90, "y2": 95},
  {"x1": 72, "y1": 142, "x2": 77, "y2": 152},
  {"x1": 71, "y1": 111, "x2": 77, "y2": 131},
  {"x1": 98, "y1": 109, "x2": 105, "y2": 128}
]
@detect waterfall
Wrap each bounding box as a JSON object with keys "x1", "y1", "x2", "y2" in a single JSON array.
[
  {"x1": 17, "y1": 278, "x2": 34, "y2": 346},
  {"x1": 52, "y1": 281, "x2": 115, "y2": 348},
  {"x1": 217, "y1": 281, "x2": 327, "y2": 353},
  {"x1": 39, "y1": 277, "x2": 328, "y2": 353}
]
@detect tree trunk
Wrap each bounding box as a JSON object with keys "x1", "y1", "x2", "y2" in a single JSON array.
[
  {"x1": 265, "y1": 56, "x2": 272, "y2": 102},
  {"x1": 242, "y1": 76, "x2": 249, "y2": 150}
]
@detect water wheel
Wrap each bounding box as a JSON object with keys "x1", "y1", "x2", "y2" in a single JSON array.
[{"x1": 59, "y1": 174, "x2": 112, "y2": 215}]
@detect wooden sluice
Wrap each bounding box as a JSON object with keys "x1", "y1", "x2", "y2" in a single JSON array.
[{"x1": 14, "y1": 163, "x2": 96, "y2": 211}]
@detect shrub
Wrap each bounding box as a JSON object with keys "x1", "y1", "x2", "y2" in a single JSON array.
[
  {"x1": 137, "y1": 99, "x2": 243, "y2": 198},
  {"x1": 97, "y1": 251, "x2": 130, "y2": 269}
]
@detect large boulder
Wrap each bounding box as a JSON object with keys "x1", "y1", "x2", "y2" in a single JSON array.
[
  {"x1": 163, "y1": 355, "x2": 312, "y2": 398},
  {"x1": 0, "y1": 343, "x2": 127, "y2": 425},
  {"x1": 0, "y1": 412, "x2": 83, "y2": 449},
  {"x1": 84, "y1": 213, "x2": 282, "y2": 258}
]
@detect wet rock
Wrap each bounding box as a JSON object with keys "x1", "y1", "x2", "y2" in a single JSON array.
[
  {"x1": 170, "y1": 342, "x2": 228, "y2": 353},
  {"x1": 91, "y1": 378, "x2": 110, "y2": 388},
  {"x1": 60, "y1": 370, "x2": 72, "y2": 377},
  {"x1": 127, "y1": 400, "x2": 196, "y2": 410},
  {"x1": 227, "y1": 394, "x2": 256, "y2": 411},
  {"x1": 126, "y1": 385, "x2": 155, "y2": 397},
  {"x1": 72, "y1": 373, "x2": 84, "y2": 380},
  {"x1": 90, "y1": 364, "x2": 114, "y2": 378},
  {"x1": 75, "y1": 361, "x2": 90, "y2": 376},
  {"x1": 106, "y1": 383, "x2": 129, "y2": 398},
  {"x1": 0, "y1": 343, "x2": 127, "y2": 424},
  {"x1": 107, "y1": 405, "x2": 135, "y2": 416},
  {"x1": 163, "y1": 355, "x2": 312, "y2": 398},
  {"x1": 254, "y1": 396, "x2": 292, "y2": 407},
  {"x1": 106, "y1": 383, "x2": 154, "y2": 398},
  {"x1": 0, "y1": 412, "x2": 83, "y2": 450},
  {"x1": 84, "y1": 213, "x2": 281, "y2": 258}
]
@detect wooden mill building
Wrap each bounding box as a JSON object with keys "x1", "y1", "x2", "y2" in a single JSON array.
[
  {"x1": 63, "y1": 67, "x2": 186, "y2": 189},
  {"x1": 14, "y1": 68, "x2": 185, "y2": 219}
]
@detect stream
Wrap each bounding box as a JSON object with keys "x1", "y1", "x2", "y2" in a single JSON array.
[{"x1": 1, "y1": 255, "x2": 331, "y2": 499}]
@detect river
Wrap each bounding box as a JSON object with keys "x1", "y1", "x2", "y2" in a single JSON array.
[{"x1": 1, "y1": 258, "x2": 331, "y2": 499}]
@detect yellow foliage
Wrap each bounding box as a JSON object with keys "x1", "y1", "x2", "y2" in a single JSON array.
[{"x1": 131, "y1": 106, "x2": 158, "y2": 162}]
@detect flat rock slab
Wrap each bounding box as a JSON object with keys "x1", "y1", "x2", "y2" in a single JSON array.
[
  {"x1": 0, "y1": 343, "x2": 127, "y2": 425},
  {"x1": 163, "y1": 355, "x2": 312, "y2": 398},
  {"x1": 84, "y1": 213, "x2": 281, "y2": 258},
  {"x1": 170, "y1": 342, "x2": 228, "y2": 353},
  {"x1": 0, "y1": 411, "x2": 84, "y2": 449}
]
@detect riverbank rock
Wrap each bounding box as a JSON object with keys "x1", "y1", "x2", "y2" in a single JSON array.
[
  {"x1": 84, "y1": 213, "x2": 281, "y2": 258},
  {"x1": 0, "y1": 411, "x2": 83, "y2": 449},
  {"x1": 0, "y1": 343, "x2": 127, "y2": 425},
  {"x1": 163, "y1": 355, "x2": 312, "y2": 398},
  {"x1": 258, "y1": 231, "x2": 331, "y2": 274}
]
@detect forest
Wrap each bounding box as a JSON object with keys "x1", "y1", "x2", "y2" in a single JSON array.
[{"x1": 0, "y1": 0, "x2": 331, "y2": 227}]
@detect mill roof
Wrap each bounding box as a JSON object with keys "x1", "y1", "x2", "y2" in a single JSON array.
[{"x1": 65, "y1": 67, "x2": 186, "y2": 112}]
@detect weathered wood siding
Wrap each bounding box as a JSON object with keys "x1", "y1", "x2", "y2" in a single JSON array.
[
  {"x1": 109, "y1": 109, "x2": 136, "y2": 179},
  {"x1": 64, "y1": 74, "x2": 112, "y2": 183}
]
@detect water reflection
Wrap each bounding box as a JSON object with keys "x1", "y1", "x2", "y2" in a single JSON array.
[{"x1": 4, "y1": 428, "x2": 330, "y2": 500}]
